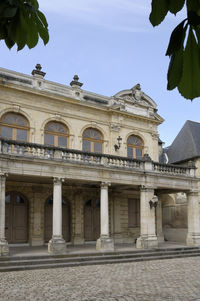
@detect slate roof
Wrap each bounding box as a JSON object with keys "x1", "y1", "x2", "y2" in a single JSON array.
[{"x1": 166, "y1": 120, "x2": 200, "y2": 164}]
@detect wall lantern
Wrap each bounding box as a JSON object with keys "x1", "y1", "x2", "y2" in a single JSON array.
[
  {"x1": 114, "y1": 136, "x2": 122, "y2": 151},
  {"x1": 149, "y1": 195, "x2": 158, "y2": 209}
]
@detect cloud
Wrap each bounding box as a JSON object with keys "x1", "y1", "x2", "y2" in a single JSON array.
[
  {"x1": 40, "y1": 0, "x2": 151, "y2": 32},
  {"x1": 40, "y1": 0, "x2": 184, "y2": 33}
]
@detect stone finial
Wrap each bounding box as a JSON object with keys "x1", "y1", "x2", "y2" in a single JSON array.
[
  {"x1": 32, "y1": 64, "x2": 46, "y2": 78},
  {"x1": 70, "y1": 75, "x2": 83, "y2": 88}
]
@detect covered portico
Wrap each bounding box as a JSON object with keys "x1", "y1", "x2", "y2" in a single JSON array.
[{"x1": 0, "y1": 138, "x2": 199, "y2": 256}]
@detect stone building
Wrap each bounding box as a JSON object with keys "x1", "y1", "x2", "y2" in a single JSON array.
[
  {"x1": 0, "y1": 66, "x2": 199, "y2": 256},
  {"x1": 162, "y1": 121, "x2": 200, "y2": 242}
]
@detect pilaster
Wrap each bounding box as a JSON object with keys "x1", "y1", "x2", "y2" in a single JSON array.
[
  {"x1": 0, "y1": 174, "x2": 9, "y2": 256},
  {"x1": 136, "y1": 186, "x2": 158, "y2": 249},
  {"x1": 186, "y1": 190, "x2": 200, "y2": 246},
  {"x1": 156, "y1": 196, "x2": 164, "y2": 242}
]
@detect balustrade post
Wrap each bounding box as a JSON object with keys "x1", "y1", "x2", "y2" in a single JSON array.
[{"x1": 0, "y1": 174, "x2": 9, "y2": 256}]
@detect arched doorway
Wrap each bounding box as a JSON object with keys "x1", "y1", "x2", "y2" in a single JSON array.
[
  {"x1": 44, "y1": 197, "x2": 70, "y2": 242},
  {"x1": 84, "y1": 199, "x2": 100, "y2": 241},
  {"x1": 5, "y1": 192, "x2": 28, "y2": 243}
]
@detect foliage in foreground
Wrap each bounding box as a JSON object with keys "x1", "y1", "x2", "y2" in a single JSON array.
[
  {"x1": 150, "y1": 0, "x2": 200, "y2": 100},
  {"x1": 0, "y1": 0, "x2": 49, "y2": 51}
]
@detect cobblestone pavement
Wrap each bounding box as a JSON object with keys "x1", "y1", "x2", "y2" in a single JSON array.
[{"x1": 1, "y1": 257, "x2": 200, "y2": 301}]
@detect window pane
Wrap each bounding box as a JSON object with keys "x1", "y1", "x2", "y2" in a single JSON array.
[
  {"x1": 2, "y1": 113, "x2": 28, "y2": 127},
  {"x1": 44, "y1": 134, "x2": 54, "y2": 146},
  {"x1": 45, "y1": 122, "x2": 67, "y2": 134},
  {"x1": 58, "y1": 136, "x2": 67, "y2": 147},
  {"x1": 1, "y1": 126, "x2": 12, "y2": 139},
  {"x1": 16, "y1": 129, "x2": 28, "y2": 141},
  {"x1": 5, "y1": 195, "x2": 11, "y2": 203},
  {"x1": 127, "y1": 147, "x2": 133, "y2": 158},
  {"x1": 83, "y1": 139, "x2": 91, "y2": 152},
  {"x1": 94, "y1": 142, "x2": 102, "y2": 153},
  {"x1": 136, "y1": 148, "x2": 142, "y2": 158},
  {"x1": 83, "y1": 128, "x2": 102, "y2": 140},
  {"x1": 127, "y1": 135, "x2": 143, "y2": 146},
  {"x1": 16, "y1": 195, "x2": 25, "y2": 203},
  {"x1": 47, "y1": 198, "x2": 53, "y2": 205}
]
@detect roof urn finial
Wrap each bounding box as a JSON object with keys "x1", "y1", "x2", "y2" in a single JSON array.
[
  {"x1": 31, "y1": 64, "x2": 46, "y2": 78},
  {"x1": 70, "y1": 75, "x2": 83, "y2": 89}
]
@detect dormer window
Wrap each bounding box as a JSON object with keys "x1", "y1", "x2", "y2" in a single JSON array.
[{"x1": 127, "y1": 135, "x2": 143, "y2": 159}]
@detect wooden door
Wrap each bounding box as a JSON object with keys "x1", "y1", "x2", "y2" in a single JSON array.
[
  {"x1": 44, "y1": 198, "x2": 70, "y2": 243},
  {"x1": 5, "y1": 192, "x2": 28, "y2": 243},
  {"x1": 84, "y1": 199, "x2": 100, "y2": 241}
]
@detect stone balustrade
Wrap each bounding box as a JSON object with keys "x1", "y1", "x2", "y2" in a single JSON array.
[{"x1": 0, "y1": 138, "x2": 196, "y2": 177}]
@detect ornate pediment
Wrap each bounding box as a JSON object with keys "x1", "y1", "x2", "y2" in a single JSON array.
[{"x1": 113, "y1": 84, "x2": 157, "y2": 109}]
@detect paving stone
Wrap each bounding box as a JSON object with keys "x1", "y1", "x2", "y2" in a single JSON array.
[{"x1": 0, "y1": 257, "x2": 200, "y2": 300}]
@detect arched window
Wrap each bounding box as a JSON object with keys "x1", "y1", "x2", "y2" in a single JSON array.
[
  {"x1": 0, "y1": 112, "x2": 29, "y2": 141},
  {"x1": 127, "y1": 135, "x2": 144, "y2": 159},
  {"x1": 44, "y1": 121, "x2": 69, "y2": 147},
  {"x1": 82, "y1": 128, "x2": 103, "y2": 153}
]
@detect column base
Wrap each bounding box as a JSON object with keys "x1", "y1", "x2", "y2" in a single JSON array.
[
  {"x1": 0, "y1": 239, "x2": 9, "y2": 256},
  {"x1": 158, "y1": 233, "x2": 165, "y2": 243},
  {"x1": 136, "y1": 235, "x2": 158, "y2": 249},
  {"x1": 96, "y1": 236, "x2": 114, "y2": 252},
  {"x1": 48, "y1": 237, "x2": 66, "y2": 254},
  {"x1": 186, "y1": 233, "x2": 200, "y2": 247}
]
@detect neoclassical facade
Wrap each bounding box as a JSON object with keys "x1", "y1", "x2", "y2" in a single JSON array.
[{"x1": 0, "y1": 66, "x2": 199, "y2": 256}]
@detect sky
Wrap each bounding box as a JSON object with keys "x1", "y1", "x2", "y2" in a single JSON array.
[{"x1": 1, "y1": 0, "x2": 200, "y2": 146}]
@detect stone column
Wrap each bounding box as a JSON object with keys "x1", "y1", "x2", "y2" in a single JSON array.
[
  {"x1": 0, "y1": 174, "x2": 8, "y2": 256},
  {"x1": 136, "y1": 186, "x2": 158, "y2": 249},
  {"x1": 186, "y1": 190, "x2": 200, "y2": 246},
  {"x1": 156, "y1": 196, "x2": 164, "y2": 242},
  {"x1": 96, "y1": 182, "x2": 114, "y2": 252},
  {"x1": 48, "y1": 178, "x2": 66, "y2": 254}
]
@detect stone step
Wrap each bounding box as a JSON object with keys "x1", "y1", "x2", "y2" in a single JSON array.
[
  {"x1": 0, "y1": 247, "x2": 200, "y2": 272},
  {"x1": 2, "y1": 246, "x2": 199, "y2": 262},
  {"x1": 1, "y1": 248, "x2": 200, "y2": 267},
  {"x1": 0, "y1": 251, "x2": 200, "y2": 272}
]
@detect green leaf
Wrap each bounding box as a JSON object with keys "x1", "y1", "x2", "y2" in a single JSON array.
[
  {"x1": 3, "y1": 6, "x2": 17, "y2": 18},
  {"x1": 149, "y1": 0, "x2": 169, "y2": 26},
  {"x1": 26, "y1": 14, "x2": 39, "y2": 49},
  {"x1": 168, "y1": 0, "x2": 185, "y2": 14},
  {"x1": 37, "y1": 10, "x2": 48, "y2": 28},
  {"x1": 167, "y1": 48, "x2": 184, "y2": 90},
  {"x1": 4, "y1": 37, "x2": 15, "y2": 49},
  {"x1": 34, "y1": 14, "x2": 49, "y2": 45},
  {"x1": 178, "y1": 28, "x2": 200, "y2": 99},
  {"x1": 166, "y1": 20, "x2": 187, "y2": 56},
  {"x1": 188, "y1": 10, "x2": 200, "y2": 26},
  {"x1": 187, "y1": 0, "x2": 200, "y2": 11}
]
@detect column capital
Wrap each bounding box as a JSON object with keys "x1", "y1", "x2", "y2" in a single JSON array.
[
  {"x1": 0, "y1": 173, "x2": 8, "y2": 180},
  {"x1": 53, "y1": 177, "x2": 65, "y2": 184},
  {"x1": 101, "y1": 182, "x2": 111, "y2": 189},
  {"x1": 140, "y1": 185, "x2": 155, "y2": 192}
]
